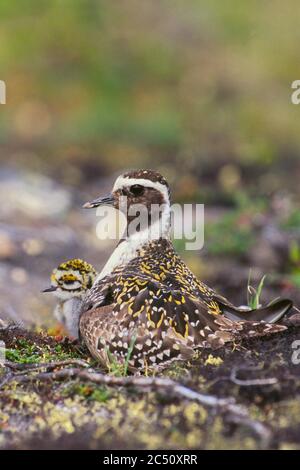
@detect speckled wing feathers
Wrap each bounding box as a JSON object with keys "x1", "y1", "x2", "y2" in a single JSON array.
[
  {"x1": 80, "y1": 238, "x2": 290, "y2": 371},
  {"x1": 80, "y1": 302, "x2": 195, "y2": 372}
]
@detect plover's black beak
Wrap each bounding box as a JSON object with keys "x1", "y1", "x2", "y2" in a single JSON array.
[
  {"x1": 41, "y1": 286, "x2": 58, "y2": 293},
  {"x1": 83, "y1": 193, "x2": 115, "y2": 209}
]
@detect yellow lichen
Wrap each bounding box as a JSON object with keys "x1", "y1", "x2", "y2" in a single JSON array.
[{"x1": 204, "y1": 354, "x2": 223, "y2": 366}]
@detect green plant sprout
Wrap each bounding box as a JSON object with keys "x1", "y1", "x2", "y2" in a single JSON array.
[
  {"x1": 106, "y1": 335, "x2": 137, "y2": 377},
  {"x1": 247, "y1": 270, "x2": 267, "y2": 309}
]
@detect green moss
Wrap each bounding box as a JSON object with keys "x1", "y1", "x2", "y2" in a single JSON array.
[
  {"x1": 5, "y1": 337, "x2": 83, "y2": 364},
  {"x1": 163, "y1": 361, "x2": 190, "y2": 380},
  {"x1": 61, "y1": 383, "x2": 111, "y2": 403},
  {"x1": 90, "y1": 388, "x2": 111, "y2": 403}
]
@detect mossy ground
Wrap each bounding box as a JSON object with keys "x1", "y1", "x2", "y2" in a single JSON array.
[{"x1": 1, "y1": 324, "x2": 300, "y2": 450}]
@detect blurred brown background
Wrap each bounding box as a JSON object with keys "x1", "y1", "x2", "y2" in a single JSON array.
[{"x1": 0, "y1": 0, "x2": 299, "y2": 327}]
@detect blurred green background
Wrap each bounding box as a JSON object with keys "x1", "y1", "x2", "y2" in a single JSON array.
[
  {"x1": 1, "y1": 0, "x2": 300, "y2": 190},
  {"x1": 0, "y1": 0, "x2": 299, "y2": 325}
]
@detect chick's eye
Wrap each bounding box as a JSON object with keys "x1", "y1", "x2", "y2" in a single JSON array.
[
  {"x1": 129, "y1": 184, "x2": 144, "y2": 196},
  {"x1": 64, "y1": 279, "x2": 76, "y2": 285}
]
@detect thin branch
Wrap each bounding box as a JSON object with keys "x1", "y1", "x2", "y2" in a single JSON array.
[
  {"x1": 230, "y1": 365, "x2": 278, "y2": 387},
  {"x1": 4, "y1": 359, "x2": 90, "y2": 372}
]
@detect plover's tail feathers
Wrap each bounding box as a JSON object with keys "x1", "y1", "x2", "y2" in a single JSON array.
[
  {"x1": 220, "y1": 298, "x2": 293, "y2": 324},
  {"x1": 213, "y1": 314, "x2": 287, "y2": 346}
]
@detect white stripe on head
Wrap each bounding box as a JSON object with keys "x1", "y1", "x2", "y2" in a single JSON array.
[{"x1": 113, "y1": 176, "x2": 170, "y2": 203}]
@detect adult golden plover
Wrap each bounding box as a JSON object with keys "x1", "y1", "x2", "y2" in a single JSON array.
[{"x1": 81, "y1": 170, "x2": 292, "y2": 371}]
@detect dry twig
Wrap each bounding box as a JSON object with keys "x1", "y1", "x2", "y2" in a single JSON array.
[
  {"x1": 230, "y1": 365, "x2": 278, "y2": 387},
  {"x1": 4, "y1": 358, "x2": 90, "y2": 372}
]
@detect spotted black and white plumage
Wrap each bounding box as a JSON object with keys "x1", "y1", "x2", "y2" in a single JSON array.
[{"x1": 80, "y1": 170, "x2": 293, "y2": 371}]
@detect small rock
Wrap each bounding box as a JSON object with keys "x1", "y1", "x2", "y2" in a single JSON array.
[
  {"x1": 22, "y1": 238, "x2": 45, "y2": 256},
  {"x1": 10, "y1": 267, "x2": 28, "y2": 284},
  {"x1": 0, "y1": 231, "x2": 16, "y2": 259}
]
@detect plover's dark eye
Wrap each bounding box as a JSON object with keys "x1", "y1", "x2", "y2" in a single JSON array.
[{"x1": 129, "y1": 184, "x2": 144, "y2": 196}]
